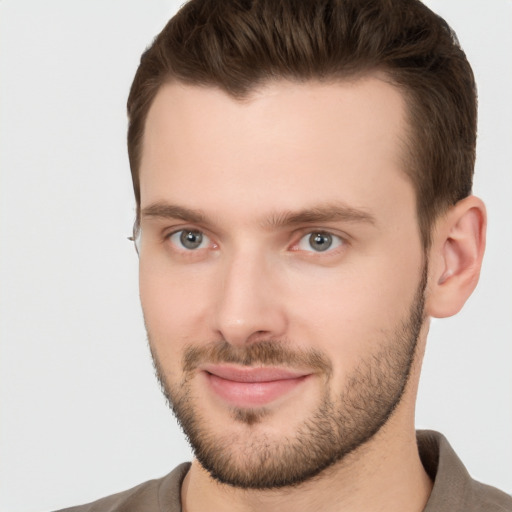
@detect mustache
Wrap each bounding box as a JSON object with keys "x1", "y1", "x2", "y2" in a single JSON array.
[{"x1": 183, "y1": 339, "x2": 332, "y2": 375}]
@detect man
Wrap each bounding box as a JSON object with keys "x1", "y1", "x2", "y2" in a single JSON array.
[{"x1": 58, "y1": 0, "x2": 511, "y2": 510}]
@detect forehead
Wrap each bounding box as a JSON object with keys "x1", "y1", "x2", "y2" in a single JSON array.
[{"x1": 139, "y1": 77, "x2": 414, "y2": 224}]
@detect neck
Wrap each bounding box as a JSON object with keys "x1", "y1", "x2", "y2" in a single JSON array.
[{"x1": 181, "y1": 421, "x2": 432, "y2": 512}]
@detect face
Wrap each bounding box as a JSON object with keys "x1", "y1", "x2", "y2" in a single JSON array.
[{"x1": 138, "y1": 78, "x2": 427, "y2": 488}]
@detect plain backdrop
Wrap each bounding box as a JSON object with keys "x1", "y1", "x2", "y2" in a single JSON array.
[{"x1": 1, "y1": 1, "x2": 511, "y2": 511}]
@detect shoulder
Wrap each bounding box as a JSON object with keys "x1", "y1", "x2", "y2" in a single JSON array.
[
  {"x1": 53, "y1": 463, "x2": 191, "y2": 512},
  {"x1": 469, "y1": 480, "x2": 512, "y2": 512},
  {"x1": 418, "y1": 430, "x2": 512, "y2": 512}
]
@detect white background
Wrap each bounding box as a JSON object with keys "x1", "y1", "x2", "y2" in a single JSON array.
[{"x1": 1, "y1": 1, "x2": 511, "y2": 511}]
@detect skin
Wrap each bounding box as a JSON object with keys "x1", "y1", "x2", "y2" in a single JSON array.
[{"x1": 137, "y1": 77, "x2": 486, "y2": 512}]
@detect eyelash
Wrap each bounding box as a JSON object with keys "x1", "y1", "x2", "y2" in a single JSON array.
[
  {"x1": 167, "y1": 229, "x2": 215, "y2": 251},
  {"x1": 293, "y1": 231, "x2": 345, "y2": 254},
  {"x1": 164, "y1": 228, "x2": 347, "y2": 256}
]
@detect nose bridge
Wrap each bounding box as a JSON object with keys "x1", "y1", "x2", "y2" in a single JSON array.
[{"x1": 214, "y1": 243, "x2": 286, "y2": 345}]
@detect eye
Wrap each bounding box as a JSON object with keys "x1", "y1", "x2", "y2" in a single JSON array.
[
  {"x1": 168, "y1": 229, "x2": 211, "y2": 250},
  {"x1": 297, "y1": 231, "x2": 343, "y2": 252}
]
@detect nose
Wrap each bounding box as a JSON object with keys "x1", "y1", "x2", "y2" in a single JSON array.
[{"x1": 213, "y1": 248, "x2": 288, "y2": 346}]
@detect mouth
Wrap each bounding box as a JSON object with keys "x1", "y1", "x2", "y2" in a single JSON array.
[{"x1": 201, "y1": 364, "x2": 311, "y2": 407}]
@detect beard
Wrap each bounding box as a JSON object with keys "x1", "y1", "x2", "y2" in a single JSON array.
[{"x1": 148, "y1": 265, "x2": 427, "y2": 490}]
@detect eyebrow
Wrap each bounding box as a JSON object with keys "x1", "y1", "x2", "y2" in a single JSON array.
[
  {"x1": 140, "y1": 202, "x2": 376, "y2": 229},
  {"x1": 262, "y1": 204, "x2": 376, "y2": 228},
  {"x1": 141, "y1": 203, "x2": 208, "y2": 224}
]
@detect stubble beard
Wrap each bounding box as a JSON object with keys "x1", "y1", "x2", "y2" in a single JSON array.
[{"x1": 148, "y1": 266, "x2": 427, "y2": 489}]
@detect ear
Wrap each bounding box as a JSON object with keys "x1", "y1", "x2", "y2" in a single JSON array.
[{"x1": 425, "y1": 196, "x2": 487, "y2": 318}]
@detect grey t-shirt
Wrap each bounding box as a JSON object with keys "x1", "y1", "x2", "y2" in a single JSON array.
[{"x1": 55, "y1": 430, "x2": 512, "y2": 511}]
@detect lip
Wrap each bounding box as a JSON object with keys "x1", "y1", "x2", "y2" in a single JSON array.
[{"x1": 201, "y1": 364, "x2": 311, "y2": 407}]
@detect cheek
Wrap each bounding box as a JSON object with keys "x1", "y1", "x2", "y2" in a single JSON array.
[
  {"x1": 139, "y1": 261, "x2": 214, "y2": 353},
  {"x1": 285, "y1": 250, "x2": 423, "y2": 372}
]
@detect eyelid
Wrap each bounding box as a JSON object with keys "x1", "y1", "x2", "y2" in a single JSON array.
[
  {"x1": 290, "y1": 229, "x2": 347, "y2": 253},
  {"x1": 162, "y1": 223, "x2": 208, "y2": 239},
  {"x1": 158, "y1": 223, "x2": 348, "y2": 254},
  {"x1": 165, "y1": 226, "x2": 217, "y2": 252}
]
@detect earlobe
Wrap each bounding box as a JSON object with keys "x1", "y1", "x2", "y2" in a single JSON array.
[{"x1": 426, "y1": 196, "x2": 487, "y2": 318}]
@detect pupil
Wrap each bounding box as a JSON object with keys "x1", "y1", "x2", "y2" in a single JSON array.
[
  {"x1": 310, "y1": 232, "x2": 332, "y2": 251},
  {"x1": 180, "y1": 230, "x2": 203, "y2": 249}
]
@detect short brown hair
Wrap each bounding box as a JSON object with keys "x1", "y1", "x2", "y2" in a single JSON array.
[{"x1": 127, "y1": 0, "x2": 477, "y2": 248}]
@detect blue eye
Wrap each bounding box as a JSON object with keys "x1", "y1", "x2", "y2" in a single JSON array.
[
  {"x1": 169, "y1": 229, "x2": 210, "y2": 250},
  {"x1": 297, "y1": 232, "x2": 343, "y2": 252}
]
